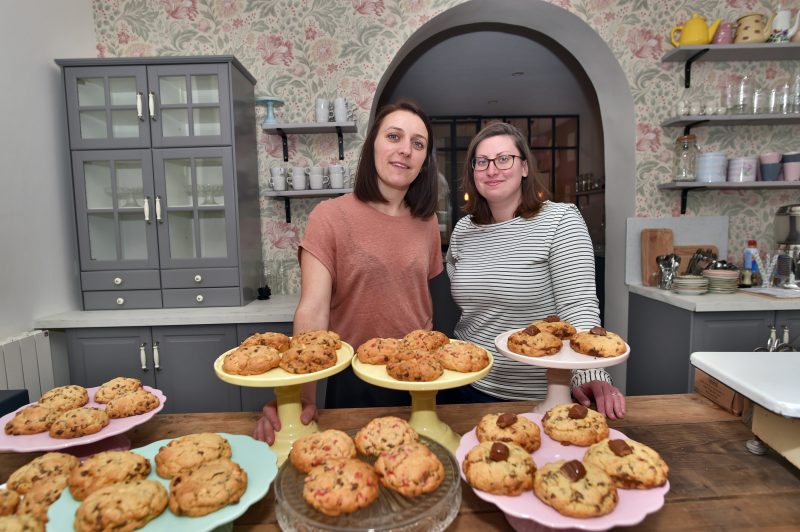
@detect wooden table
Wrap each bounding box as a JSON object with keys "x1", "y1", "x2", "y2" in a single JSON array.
[{"x1": 2, "y1": 394, "x2": 799, "y2": 530}]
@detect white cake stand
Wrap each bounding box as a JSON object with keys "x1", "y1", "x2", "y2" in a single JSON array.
[
  {"x1": 351, "y1": 344, "x2": 493, "y2": 454},
  {"x1": 494, "y1": 329, "x2": 629, "y2": 414},
  {"x1": 214, "y1": 342, "x2": 353, "y2": 464}
]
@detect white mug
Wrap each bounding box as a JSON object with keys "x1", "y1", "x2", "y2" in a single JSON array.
[
  {"x1": 288, "y1": 166, "x2": 307, "y2": 190},
  {"x1": 309, "y1": 173, "x2": 329, "y2": 190},
  {"x1": 333, "y1": 97, "x2": 349, "y2": 122},
  {"x1": 308, "y1": 166, "x2": 323, "y2": 177},
  {"x1": 269, "y1": 167, "x2": 286, "y2": 191},
  {"x1": 315, "y1": 98, "x2": 329, "y2": 123},
  {"x1": 330, "y1": 170, "x2": 346, "y2": 189}
]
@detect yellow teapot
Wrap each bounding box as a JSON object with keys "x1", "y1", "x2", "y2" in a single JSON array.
[{"x1": 671, "y1": 13, "x2": 722, "y2": 47}]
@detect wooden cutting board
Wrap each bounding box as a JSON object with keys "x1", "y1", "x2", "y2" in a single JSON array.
[
  {"x1": 641, "y1": 229, "x2": 674, "y2": 286},
  {"x1": 674, "y1": 245, "x2": 719, "y2": 275}
]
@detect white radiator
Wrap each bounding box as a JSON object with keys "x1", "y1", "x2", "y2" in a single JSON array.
[{"x1": 0, "y1": 330, "x2": 54, "y2": 401}]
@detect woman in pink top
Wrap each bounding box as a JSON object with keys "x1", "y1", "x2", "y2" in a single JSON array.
[{"x1": 254, "y1": 100, "x2": 442, "y2": 444}]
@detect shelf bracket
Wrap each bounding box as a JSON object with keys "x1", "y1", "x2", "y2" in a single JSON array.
[
  {"x1": 284, "y1": 198, "x2": 291, "y2": 223},
  {"x1": 683, "y1": 120, "x2": 708, "y2": 135},
  {"x1": 684, "y1": 49, "x2": 709, "y2": 88},
  {"x1": 335, "y1": 126, "x2": 344, "y2": 160},
  {"x1": 680, "y1": 189, "x2": 690, "y2": 214},
  {"x1": 277, "y1": 128, "x2": 288, "y2": 162}
]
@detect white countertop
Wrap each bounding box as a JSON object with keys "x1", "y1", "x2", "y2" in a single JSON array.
[
  {"x1": 691, "y1": 351, "x2": 800, "y2": 417},
  {"x1": 628, "y1": 284, "x2": 800, "y2": 312},
  {"x1": 34, "y1": 294, "x2": 300, "y2": 328}
]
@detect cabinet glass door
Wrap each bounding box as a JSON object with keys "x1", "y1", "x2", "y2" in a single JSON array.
[
  {"x1": 64, "y1": 66, "x2": 150, "y2": 150},
  {"x1": 147, "y1": 64, "x2": 232, "y2": 148},
  {"x1": 153, "y1": 147, "x2": 237, "y2": 268},
  {"x1": 72, "y1": 150, "x2": 159, "y2": 271}
]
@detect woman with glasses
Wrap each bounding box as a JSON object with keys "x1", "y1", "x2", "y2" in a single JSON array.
[
  {"x1": 254, "y1": 100, "x2": 443, "y2": 444},
  {"x1": 445, "y1": 122, "x2": 625, "y2": 419}
]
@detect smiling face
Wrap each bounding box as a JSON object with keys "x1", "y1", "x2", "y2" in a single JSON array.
[
  {"x1": 473, "y1": 134, "x2": 528, "y2": 210},
  {"x1": 372, "y1": 110, "x2": 429, "y2": 197}
]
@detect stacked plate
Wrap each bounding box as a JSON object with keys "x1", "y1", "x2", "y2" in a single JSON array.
[
  {"x1": 672, "y1": 275, "x2": 709, "y2": 295},
  {"x1": 702, "y1": 269, "x2": 740, "y2": 293}
]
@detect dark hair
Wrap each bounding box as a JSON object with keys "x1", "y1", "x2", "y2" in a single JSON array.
[
  {"x1": 461, "y1": 122, "x2": 543, "y2": 224},
  {"x1": 353, "y1": 99, "x2": 438, "y2": 218}
]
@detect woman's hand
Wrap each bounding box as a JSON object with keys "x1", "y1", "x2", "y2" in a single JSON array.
[
  {"x1": 252, "y1": 399, "x2": 318, "y2": 445},
  {"x1": 573, "y1": 380, "x2": 626, "y2": 420}
]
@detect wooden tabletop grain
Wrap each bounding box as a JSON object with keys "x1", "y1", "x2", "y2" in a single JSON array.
[{"x1": 2, "y1": 394, "x2": 798, "y2": 531}]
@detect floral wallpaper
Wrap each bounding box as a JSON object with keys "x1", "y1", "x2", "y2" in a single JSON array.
[{"x1": 91, "y1": 0, "x2": 799, "y2": 293}]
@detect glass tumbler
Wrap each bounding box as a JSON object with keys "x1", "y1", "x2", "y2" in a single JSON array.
[{"x1": 735, "y1": 76, "x2": 753, "y2": 114}]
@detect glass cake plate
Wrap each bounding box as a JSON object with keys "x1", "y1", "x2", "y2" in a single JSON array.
[
  {"x1": 456, "y1": 413, "x2": 669, "y2": 531},
  {"x1": 275, "y1": 434, "x2": 460, "y2": 532}
]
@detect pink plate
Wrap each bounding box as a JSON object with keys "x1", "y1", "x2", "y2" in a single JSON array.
[
  {"x1": 455, "y1": 413, "x2": 669, "y2": 531},
  {"x1": 0, "y1": 386, "x2": 166, "y2": 453}
]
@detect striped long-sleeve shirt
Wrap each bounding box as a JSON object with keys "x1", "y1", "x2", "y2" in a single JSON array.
[{"x1": 445, "y1": 201, "x2": 610, "y2": 400}]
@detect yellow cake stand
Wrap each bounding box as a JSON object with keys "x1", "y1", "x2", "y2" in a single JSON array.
[
  {"x1": 351, "y1": 343, "x2": 493, "y2": 454},
  {"x1": 494, "y1": 329, "x2": 630, "y2": 414},
  {"x1": 214, "y1": 342, "x2": 353, "y2": 464}
]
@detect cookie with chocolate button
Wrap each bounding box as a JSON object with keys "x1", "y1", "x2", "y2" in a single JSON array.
[
  {"x1": 476, "y1": 412, "x2": 541, "y2": 453},
  {"x1": 530, "y1": 315, "x2": 577, "y2": 340},
  {"x1": 507, "y1": 326, "x2": 562, "y2": 357},
  {"x1": 533, "y1": 459, "x2": 618, "y2": 517},
  {"x1": 542, "y1": 403, "x2": 609, "y2": 446},
  {"x1": 462, "y1": 441, "x2": 536, "y2": 496},
  {"x1": 570, "y1": 326, "x2": 627, "y2": 357},
  {"x1": 583, "y1": 438, "x2": 669, "y2": 489}
]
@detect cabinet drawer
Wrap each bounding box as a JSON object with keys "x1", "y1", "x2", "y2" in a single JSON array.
[
  {"x1": 162, "y1": 287, "x2": 241, "y2": 308},
  {"x1": 84, "y1": 290, "x2": 162, "y2": 310},
  {"x1": 81, "y1": 270, "x2": 161, "y2": 291},
  {"x1": 161, "y1": 268, "x2": 239, "y2": 289}
]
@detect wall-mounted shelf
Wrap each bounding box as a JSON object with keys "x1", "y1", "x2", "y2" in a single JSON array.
[
  {"x1": 264, "y1": 188, "x2": 353, "y2": 222},
  {"x1": 662, "y1": 114, "x2": 800, "y2": 134},
  {"x1": 658, "y1": 181, "x2": 800, "y2": 214},
  {"x1": 262, "y1": 121, "x2": 357, "y2": 161},
  {"x1": 574, "y1": 188, "x2": 605, "y2": 196},
  {"x1": 661, "y1": 43, "x2": 800, "y2": 88}
]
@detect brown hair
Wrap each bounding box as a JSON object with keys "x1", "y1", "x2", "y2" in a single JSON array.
[
  {"x1": 461, "y1": 122, "x2": 543, "y2": 224},
  {"x1": 353, "y1": 99, "x2": 438, "y2": 218}
]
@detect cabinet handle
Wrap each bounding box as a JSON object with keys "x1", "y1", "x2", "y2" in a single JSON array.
[
  {"x1": 136, "y1": 91, "x2": 144, "y2": 121},
  {"x1": 148, "y1": 91, "x2": 157, "y2": 121},
  {"x1": 140, "y1": 343, "x2": 148, "y2": 371},
  {"x1": 153, "y1": 341, "x2": 161, "y2": 370},
  {"x1": 115, "y1": 297, "x2": 125, "y2": 306},
  {"x1": 155, "y1": 196, "x2": 163, "y2": 223},
  {"x1": 113, "y1": 277, "x2": 122, "y2": 286},
  {"x1": 196, "y1": 294, "x2": 204, "y2": 303},
  {"x1": 193, "y1": 274, "x2": 202, "y2": 283},
  {"x1": 143, "y1": 196, "x2": 151, "y2": 223}
]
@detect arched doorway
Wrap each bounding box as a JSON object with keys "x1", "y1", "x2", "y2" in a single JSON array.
[{"x1": 371, "y1": 0, "x2": 635, "y2": 390}]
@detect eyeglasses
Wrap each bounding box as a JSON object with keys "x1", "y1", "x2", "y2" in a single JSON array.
[{"x1": 471, "y1": 154, "x2": 523, "y2": 171}]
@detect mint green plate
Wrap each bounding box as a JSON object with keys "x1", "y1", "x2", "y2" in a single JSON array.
[{"x1": 48, "y1": 433, "x2": 277, "y2": 531}]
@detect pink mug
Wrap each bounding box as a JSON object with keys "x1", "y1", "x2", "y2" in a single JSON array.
[{"x1": 712, "y1": 22, "x2": 734, "y2": 44}]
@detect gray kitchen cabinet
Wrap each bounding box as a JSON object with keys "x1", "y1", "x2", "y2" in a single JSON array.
[
  {"x1": 626, "y1": 293, "x2": 782, "y2": 395},
  {"x1": 66, "y1": 325, "x2": 241, "y2": 413},
  {"x1": 57, "y1": 56, "x2": 261, "y2": 309}
]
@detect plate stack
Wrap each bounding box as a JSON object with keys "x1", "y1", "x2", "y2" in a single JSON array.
[
  {"x1": 702, "y1": 269, "x2": 740, "y2": 293},
  {"x1": 672, "y1": 275, "x2": 709, "y2": 295}
]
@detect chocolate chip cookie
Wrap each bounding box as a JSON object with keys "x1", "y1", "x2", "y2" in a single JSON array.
[
  {"x1": 533, "y1": 459, "x2": 618, "y2": 517},
  {"x1": 530, "y1": 315, "x2": 577, "y2": 340},
  {"x1": 290, "y1": 330, "x2": 342, "y2": 350},
  {"x1": 68, "y1": 450, "x2": 152, "y2": 500},
  {"x1": 289, "y1": 429, "x2": 357, "y2": 473},
  {"x1": 104, "y1": 389, "x2": 160, "y2": 418},
  {"x1": 279, "y1": 344, "x2": 337, "y2": 374},
  {"x1": 403, "y1": 330, "x2": 449, "y2": 352},
  {"x1": 374, "y1": 442, "x2": 445, "y2": 497},
  {"x1": 0, "y1": 488, "x2": 19, "y2": 516},
  {"x1": 462, "y1": 441, "x2": 536, "y2": 496},
  {"x1": 303, "y1": 459, "x2": 379, "y2": 516},
  {"x1": 4, "y1": 404, "x2": 58, "y2": 435},
  {"x1": 241, "y1": 331, "x2": 291, "y2": 352},
  {"x1": 168, "y1": 458, "x2": 248, "y2": 517},
  {"x1": 16, "y1": 475, "x2": 68, "y2": 523},
  {"x1": 354, "y1": 416, "x2": 419, "y2": 457},
  {"x1": 570, "y1": 327, "x2": 627, "y2": 357},
  {"x1": 93, "y1": 377, "x2": 142, "y2": 404},
  {"x1": 507, "y1": 326, "x2": 562, "y2": 357},
  {"x1": 583, "y1": 438, "x2": 669, "y2": 489},
  {"x1": 386, "y1": 355, "x2": 443, "y2": 382},
  {"x1": 7, "y1": 452, "x2": 79, "y2": 495},
  {"x1": 74, "y1": 480, "x2": 167, "y2": 532},
  {"x1": 223, "y1": 345, "x2": 281, "y2": 376},
  {"x1": 155, "y1": 432, "x2": 232, "y2": 479},
  {"x1": 38, "y1": 385, "x2": 89, "y2": 413},
  {"x1": 356, "y1": 337, "x2": 405, "y2": 365},
  {"x1": 476, "y1": 412, "x2": 541, "y2": 453},
  {"x1": 0, "y1": 515, "x2": 43, "y2": 531},
  {"x1": 542, "y1": 403, "x2": 609, "y2": 446},
  {"x1": 437, "y1": 341, "x2": 490, "y2": 372},
  {"x1": 49, "y1": 407, "x2": 109, "y2": 439}
]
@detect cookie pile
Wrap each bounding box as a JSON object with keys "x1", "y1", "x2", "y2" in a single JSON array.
[
  {"x1": 289, "y1": 416, "x2": 445, "y2": 517},
  {"x1": 3, "y1": 378, "x2": 160, "y2": 440},
  {"x1": 357, "y1": 329, "x2": 490, "y2": 382},
  {"x1": 223, "y1": 330, "x2": 342, "y2": 376},
  {"x1": 507, "y1": 316, "x2": 627, "y2": 358},
  {"x1": 462, "y1": 403, "x2": 669, "y2": 519}
]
